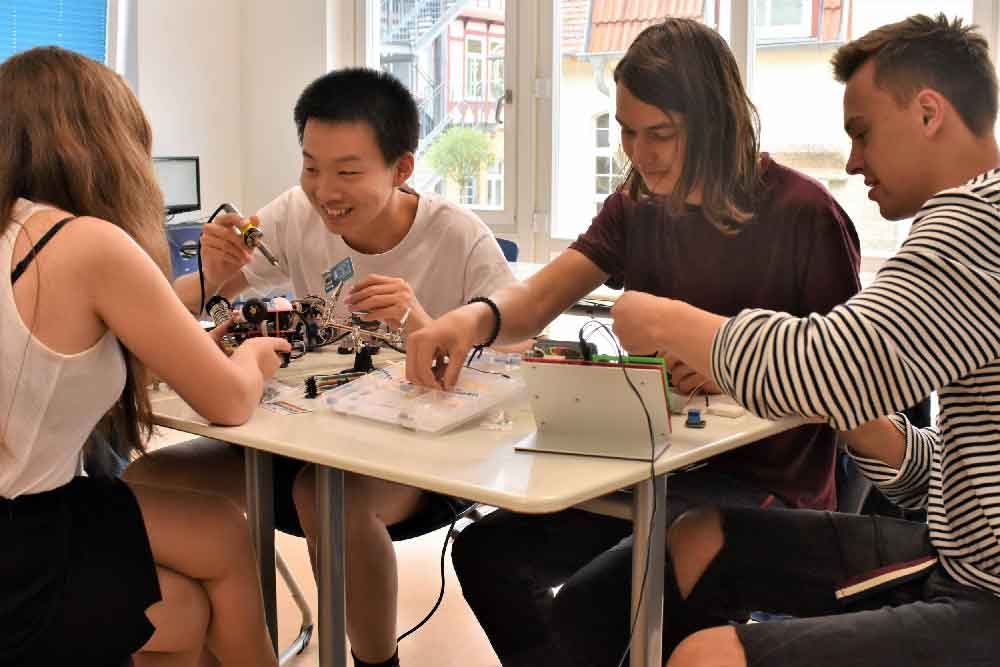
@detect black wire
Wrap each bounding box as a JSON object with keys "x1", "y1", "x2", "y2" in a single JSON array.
[
  {"x1": 311, "y1": 330, "x2": 352, "y2": 349},
  {"x1": 197, "y1": 203, "x2": 234, "y2": 317},
  {"x1": 580, "y1": 319, "x2": 658, "y2": 667},
  {"x1": 462, "y1": 352, "x2": 512, "y2": 379},
  {"x1": 396, "y1": 510, "x2": 461, "y2": 643}
]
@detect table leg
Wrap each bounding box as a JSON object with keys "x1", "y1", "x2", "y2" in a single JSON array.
[
  {"x1": 245, "y1": 449, "x2": 278, "y2": 654},
  {"x1": 317, "y1": 466, "x2": 348, "y2": 666},
  {"x1": 630, "y1": 474, "x2": 668, "y2": 667}
]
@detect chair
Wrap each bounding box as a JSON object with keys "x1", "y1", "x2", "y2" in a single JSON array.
[
  {"x1": 496, "y1": 237, "x2": 519, "y2": 262},
  {"x1": 388, "y1": 496, "x2": 483, "y2": 542}
]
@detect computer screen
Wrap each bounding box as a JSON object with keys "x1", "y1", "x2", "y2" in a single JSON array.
[{"x1": 153, "y1": 156, "x2": 200, "y2": 215}]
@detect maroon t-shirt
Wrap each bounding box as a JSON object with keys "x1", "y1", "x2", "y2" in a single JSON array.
[{"x1": 570, "y1": 155, "x2": 861, "y2": 510}]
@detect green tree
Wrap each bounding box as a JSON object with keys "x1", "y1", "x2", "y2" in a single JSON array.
[{"x1": 425, "y1": 126, "x2": 496, "y2": 194}]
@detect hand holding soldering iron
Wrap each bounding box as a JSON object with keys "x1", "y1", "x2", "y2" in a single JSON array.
[
  {"x1": 199, "y1": 205, "x2": 279, "y2": 289},
  {"x1": 220, "y1": 203, "x2": 280, "y2": 268}
]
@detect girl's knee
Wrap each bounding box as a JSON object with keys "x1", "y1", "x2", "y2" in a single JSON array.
[{"x1": 200, "y1": 495, "x2": 254, "y2": 556}]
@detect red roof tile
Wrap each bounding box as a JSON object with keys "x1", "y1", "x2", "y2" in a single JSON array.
[
  {"x1": 561, "y1": 0, "x2": 591, "y2": 54},
  {"x1": 587, "y1": 0, "x2": 704, "y2": 54}
]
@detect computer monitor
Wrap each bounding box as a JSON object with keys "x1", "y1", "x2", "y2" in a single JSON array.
[{"x1": 153, "y1": 156, "x2": 201, "y2": 215}]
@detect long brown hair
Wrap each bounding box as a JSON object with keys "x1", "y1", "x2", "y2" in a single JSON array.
[
  {"x1": 614, "y1": 18, "x2": 762, "y2": 232},
  {"x1": 0, "y1": 46, "x2": 169, "y2": 458}
]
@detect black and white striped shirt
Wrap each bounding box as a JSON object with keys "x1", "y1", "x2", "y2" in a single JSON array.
[{"x1": 711, "y1": 168, "x2": 1000, "y2": 595}]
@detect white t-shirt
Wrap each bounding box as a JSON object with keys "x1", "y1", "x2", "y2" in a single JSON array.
[{"x1": 241, "y1": 187, "x2": 515, "y2": 318}]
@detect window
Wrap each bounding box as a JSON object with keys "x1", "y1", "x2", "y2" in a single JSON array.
[
  {"x1": 487, "y1": 160, "x2": 503, "y2": 207},
  {"x1": 593, "y1": 113, "x2": 625, "y2": 213},
  {"x1": 368, "y1": 0, "x2": 512, "y2": 231},
  {"x1": 553, "y1": 3, "x2": 721, "y2": 240},
  {"x1": 461, "y1": 176, "x2": 478, "y2": 205},
  {"x1": 465, "y1": 35, "x2": 484, "y2": 99},
  {"x1": 448, "y1": 37, "x2": 464, "y2": 101},
  {"x1": 752, "y1": 0, "x2": 975, "y2": 282},
  {"x1": 595, "y1": 111, "x2": 609, "y2": 148},
  {"x1": 488, "y1": 38, "x2": 504, "y2": 100},
  {"x1": 358, "y1": 1, "x2": 1000, "y2": 262},
  {"x1": 755, "y1": 0, "x2": 813, "y2": 41},
  {"x1": 0, "y1": 0, "x2": 108, "y2": 63}
]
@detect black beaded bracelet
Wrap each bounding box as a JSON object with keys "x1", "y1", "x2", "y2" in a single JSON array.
[{"x1": 468, "y1": 296, "x2": 502, "y2": 351}]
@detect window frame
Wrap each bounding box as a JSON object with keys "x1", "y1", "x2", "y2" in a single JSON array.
[
  {"x1": 541, "y1": 0, "x2": 1000, "y2": 264},
  {"x1": 348, "y1": 0, "x2": 1000, "y2": 264},
  {"x1": 465, "y1": 34, "x2": 485, "y2": 100},
  {"x1": 486, "y1": 159, "x2": 504, "y2": 207},
  {"x1": 354, "y1": 0, "x2": 520, "y2": 237},
  {"x1": 593, "y1": 113, "x2": 614, "y2": 206},
  {"x1": 488, "y1": 36, "x2": 504, "y2": 100},
  {"x1": 461, "y1": 175, "x2": 478, "y2": 205},
  {"x1": 755, "y1": 0, "x2": 814, "y2": 41}
]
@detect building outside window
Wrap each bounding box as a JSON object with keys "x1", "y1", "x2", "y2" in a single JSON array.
[
  {"x1": 488, "y1": 38, "x2": 504, "y2": 100},
  {"x1": 465, "y1": 35, "x2": 484, "y2": 99},
  {"x1": 487, "y1": 160, "x2": 503, "y2": 207},
  {"x1": 374, "y1": 0, "x2": 508, "y2": 225},
  {"x1": 364, "y1": 0, "x2": 993, "y2": 264},
  {"x1": 593, "y1": 113, "x2": 625, "y2": 215},
  {"x1": 461, "y1": 176, "x2": 478, "y2": 205},
  {"x1": 553, "y1": 0, "x2": 978, "y2": 277},
  {"x1": 755, "y1": 0, "x2": 813, "y2": 41},
  {"x1": 753, "y1": 0, "x2": 973, "y2": 280}
]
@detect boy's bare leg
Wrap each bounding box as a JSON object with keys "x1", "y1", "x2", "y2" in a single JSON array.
[{"x1": 294, "y1": 466, "x2": 425, "y2": 663}]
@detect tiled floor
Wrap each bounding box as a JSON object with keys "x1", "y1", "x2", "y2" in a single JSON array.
[{"x1": 148, "y1": 427, "x2": 501, "y2": 666}]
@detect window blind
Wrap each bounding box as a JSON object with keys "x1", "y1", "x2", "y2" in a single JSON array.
[{"x1": 0, "y1": 0, "x2": 107, "y2": 64}]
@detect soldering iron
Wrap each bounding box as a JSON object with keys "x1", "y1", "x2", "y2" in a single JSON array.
[
  {"x1": 219, "y1": 203, "x2": 280, "y2": 268},
  {"x1": 197, "y1": 202, "x2": 281, "y2": 317}
]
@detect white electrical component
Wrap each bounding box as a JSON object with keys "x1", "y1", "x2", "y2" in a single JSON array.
[{"x1": 706, "y1": 403, "x2": 745, "y2": 418}]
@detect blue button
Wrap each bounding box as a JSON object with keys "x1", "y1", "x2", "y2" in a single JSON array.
[{"x1": 685, "y1": 408, "x2": 706, "y2": 428}]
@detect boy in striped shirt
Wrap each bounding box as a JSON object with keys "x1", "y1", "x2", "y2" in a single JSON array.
[{"x1": 608, "y1": 13, "x2": 1000, "y2": 667}]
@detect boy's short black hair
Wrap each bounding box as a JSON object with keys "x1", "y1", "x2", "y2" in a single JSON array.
[{"x1": 293, "y1": 67, "x2": 420, "y2": 163}]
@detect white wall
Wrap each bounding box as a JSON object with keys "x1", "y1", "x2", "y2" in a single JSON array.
[
  {"x1": 554, "y1": 56, "x2": 615, "y2": 240},
  {"x1": 137, "y1": 0, "x2": 243, "y2": 221},
  {"x1": 239, "y1": 1, "x2": 327, "y2": 213},
  {"x1": 137, "y1": 0, "x2": 332, "y2": 221}
]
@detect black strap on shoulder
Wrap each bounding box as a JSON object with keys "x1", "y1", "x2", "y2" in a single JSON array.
[{"x1": 10, "y1": 216, "x2": 76, "y2": 285}]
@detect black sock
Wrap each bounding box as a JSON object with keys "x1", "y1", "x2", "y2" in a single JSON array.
[{"x1": 352, "y1": 649, "x2": 400, "y2": 667}]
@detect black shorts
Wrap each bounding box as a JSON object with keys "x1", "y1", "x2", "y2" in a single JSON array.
[
  {"x1": 707, "y1": 507, "x2": 1000, "y2": 667},
  {"x1": 270, "y1": 453, "x2": 470, "y2": 540},
  {"x1": 0, "y1": 477, "x2": 161, "y2": 667}
]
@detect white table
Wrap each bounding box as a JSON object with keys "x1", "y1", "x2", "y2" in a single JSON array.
[{"x1": 151, "y1": 350, "x2": 801, "y2": 667}]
